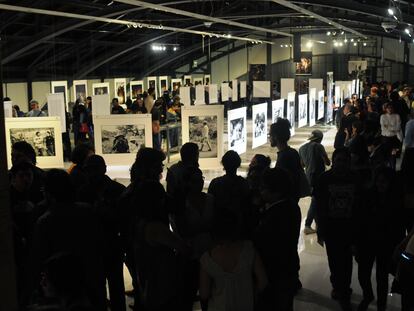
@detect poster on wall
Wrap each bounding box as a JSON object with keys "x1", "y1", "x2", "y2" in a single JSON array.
[
  {"x1": 232, "y1": 80, "x2": 238, "y2": 101},
  {"x1": 180, "y1": 86, "x2": 191, "y2": 107},
  {"x1": 309, "y1": 88, "x2": 316, "y2": 127},
  {"x1": 221, "y1": 83, "x2": 229, "y2": 102},
  {"x1": 249, "y1": 64, "x2": 266, "y2": 81},
  {"x1": 181, "y1": 105, "x2": 224, "y2": 168},
  {"x1": 114, "y1": 78, "x2": 127, "y2": 105},
  {"x1": 147, "y1": 76, "x2": 157, "y2": 98},
  {"x1": 298, "y1": 94, "x2": 308, "y2": 128},
  {"x1": 159, "y1": 76, "x2": 168, "y2": 93},
  {"x1": 204, "y1": 74, "x2": 211, "y2": 85},
  {"x1": 47, "y1": 93, "x2": 66, "y2": 133},
  {"x1": 240, "y1": 81, "x2": 247, "y2": 99},
  {"x1": 171, "y1": 79, "x2": 182, "y2": 92},
  {"x1": 272, "y1": 99, "x2": 285, "y2": 123},
  {"x1": 252, "y1": 103, "x2": 268, "y2": 149},
  {"x1": 195, "y1": 85, "x2": 205, "y2": 105},
  {"x1": 93, "y1": 114, "x2": 152, "y2": 166},
  {"x1": 209, "y1": 84, "x2": 218, "y2": 104},
  {"x1": 130, "y1": 81, "x2": 144, "y2": 100},
  {"x1": 253, "y1": 81, "x2": 270, "y2": 98},
  {"x1": 326, "y1": 72, "x2": 334, "y2": 123},
  {"x1": 318, "y1": 90, "x2": 325, "y2": 121},
  {"x1": 73, "y1": 80, "x2": 88, "y2": 103},
  {"x1": 184, "y1": 75, "x2": 192, "y2": 86},
  {"x1": 6, "y1": 117, "x2": 64, "y2": 169},
  {"x1": 296, "y1": 52, "x2": 312, "y2": 75},
  {"x1": 93, "y1": 82, "x2": 110, "y2": 96},
  {"x1": 51, "y1": 81, "x2": 68, "y2": 110},
  {"x1": 228, "y1": 107, "x2": 247, "y2": 155},
  {"x1": 92, "y1": 94, "x2": 111, "y2": 117},
  {"x1": 287, "y1": 92, "x2": 296, "y2": 136}
]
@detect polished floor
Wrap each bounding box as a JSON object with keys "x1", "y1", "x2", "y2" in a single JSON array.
[{"x1": 105, "y1": 121, "x2": 402, "y2": 311}]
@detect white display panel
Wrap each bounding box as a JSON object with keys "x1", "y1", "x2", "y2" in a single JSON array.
[
  {"x1": 240, "y1": 81, "x2": 247, "y2": 99},
  {"x1": 171, "y1": 79, "x2": 182, "y2": 92},
  {"x1": 318, "y1": 90, "x2": 325, "y2": 121},
  {"x1": 326, "y1": 72, "x2": 334, "y2": 123},
  {"x1": 232, "y1": 80, "x2": 238, "y2": 101},
  {"x1": 73, "y1": 80, "x2": 88, "y2": 102},
  {"x1": 92, "y1": 82, "x2": 110, "y2": 96},
  {"x1": 228, "y1": 107, "x2": 247, "y2": 155},
  {"x1": 208, "y1": 84, "x2": 218, "y2": 104},
  {"x1": 221, "y1": 83, "x2": 229, "y2": 102},
  {"x1": 335, "y1": 85, "x2": 342, "y2": 108},
  {"x1": 252, "y1": 103, "x2": 268, "y2": 149},
  {"x1": 195, "y1": 85, "x2": 205, "y2": 105},
  {"x1": 309, "y1": 78, "x2": 323, "y2": 96},
  {"x1": 114, "y1": 78, "x2": 127, "y2": 106},
  {"x1": 281, "y1": 78, "x2": 295, "y2": 99},
  {"x1": 47, "y1": 93, "x2": 67, "y2": 133},
  {"x1": 181, "y1": 105, "x2": 224, "y2": 168},
  {"x1": 92, "y1": 94, "x2": 111, "y2": 117},
  {"x1": 6, "y1": 117, "x2": 64, "y2": 169},
  {"x1": 272, "y1": 99, "x2": 285, "y2": 123},
  {"x1": 130, "y1": 80, "x2": 144, "y2": 100},
  {"x1": 147, "y1": 76, "x2": 157, "y2": 98},
  {"x1": 180, "y1": 86, "x2": 191, "y2": 107},
  {"x1": 309, "y1": 88, "x2": 316, "y2": 127},
  {"x1": 4, "y1": 101, "x2": 13, "y2": 118},
  {"x1": 253, "y1": 81, "x2": 270, "y2": 98},
  {"x1": 204, "y1": 74, "x2": 211, "y2": 85},
  {"x1": 159, "y1": 76, "x2": 169, "y2": 93},
  {"x1": 287, "y1": 92, "x2": 296, "y2": 136},
  {"x1": 51, "y1": 80, "x2": 68, "y2": 110},
  {"x1": 298, "y1": 94, "x2": 308, "y2": 128},
  {"x1": 93, "y1": 114, "x2": 152, "y2": 166}
]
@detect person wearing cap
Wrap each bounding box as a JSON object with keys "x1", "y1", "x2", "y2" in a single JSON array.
[
  {"x1": 26, "y1": 100, "x2": 46, "y2": 117},
  {"x1": 299, "y1": 129, "x2": 331, "y2": 235}
]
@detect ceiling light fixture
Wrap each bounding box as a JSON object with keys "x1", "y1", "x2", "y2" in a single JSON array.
[
  {"x1": 327, "y1": 31, "x2": 331, "y2": 36},
  {"x1": 388, "y1": 8, "x2": 394, "y2": 15},
  {"x1": 306, "y1": 41, "x2": 313, "y2": 48},
  {"x1": 353, "y1": 42, "x2": 357, "y2": 46}
]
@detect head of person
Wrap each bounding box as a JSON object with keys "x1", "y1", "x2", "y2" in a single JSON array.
[
  {"x1": 12, "y1": 141, "x2": 37, "y2": 165},
  {"x1": 70, "y1": 143, "x2": 94, "y2": 167},
  {"x1": 13, "y1": 105, "x2": 20, "y2": 112},
  {"x1": 373, "y1": 166, "x2": 396, "y2": 194},
  {"x1": 370, "y1": 87, "x2": 378, "y2": 97},
  {"x1": 211, "y1": 208, "x2": 240, "y2": 243},
  {"x1": 44, "y1": 169, "x2": 74, "y2": 204},
  {"x1": 180, "y1": 142, "x2": 199, "y2": 166},
  {"x1": 260, "y1": 167, "x2": 292, "y2": 203},
  {"x1": 221, "y1": 150, "x2": 241, "y2": 175},
  {"x1": 384, "y1": 103, "x2": 394, "y2": 114},
  {"x1": 10, "y1": 162, "x2": 34, "y2": 193},
  {"x1": 308, "y1": 129, "x2": 323, "y2": 144},
  {"x1": 390, "y1": 91, "x2": 400, "y2": 102},
  {"x1": 130, "y1": 148, "x2": 165, "y2": 183},
  {"x1": 137, "y1": 98, "x2": 144, "y2": 107},
  {"x1": 343, "y1": 98, "x2": 352, "y2": 107},
  {"x1": 139, "y1": 180, "x2": 166, "y2": 220},
  {"x1": 30, "y1": 100, "x2": 39, "y2": 111},
  {"x1": 86, "y1": 96, "x2": 92, "y2": 104},
  {"x1": 112, "y1": 98, "x2": 119, "y2": 107},
  {"x1": 351, "y1": 93, "x2": 358, "y2": 102},
  {"x1": 248, "y1": 154, "x2": 271, "y2": 171},
  {"x1": 173, "y1": 95, "x2": 180, "y2": 105},
  {"x1": 148, "y1": 87, "x2": 155, "y2": 97},
  {"x1": 270, "y1": 118, "x2": 291, "y2": 148},
  {"x1": 351, "y1": 120, "x2": 363, "y2": 136},
  {"x1": 332, "y1": 148, "x2": 351, "y2": 172},
  {"x1": 343, "y1": 103, "x2": 353, "y2": 115},
  {"x1": 83, "y1": 155, "x2": 107, "y2": 183},
  {"x1": 403, "y1": 87, "x2": 411, "y2": 97},
  {"x1": 183, "y1": 166, "x2": 204, "y2": 194}
]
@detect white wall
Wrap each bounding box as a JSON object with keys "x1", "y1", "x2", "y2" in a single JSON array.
[
  {"x1": 3, "y1": 82, "x2": 28, "y2": 109},
  {"x1": 32, "y1": 81, "x2": 51, "y2": 106}
]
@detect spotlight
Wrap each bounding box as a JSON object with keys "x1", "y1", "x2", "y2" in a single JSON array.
[
  {"x1": 344, "y1": 38, "x2": 348, "y2": 43},
  {"x1": 363, "y1": 42, "x2": 367, "y2": 46},
  {"x1": 173, "y1": 47, "x2": 178, "y2": 51},
  {"x1": 127, "y1": 24, "x2": 131, "y2": 28},
  {"x1": 280, "y1": 44, "x2": 284, "y2": 47},
  {"x1": 339, "y1": 42, "x2": 343, "y2": 47},
  {"x1": 393, "y1": 15, "x2": 398, "y2": 21},
  {"x1": 290, "y1": 44, "x2": 292, "y2": 47},
  {"x1": 306, "y1": 41, "x2": 313, "y2": 48},
  {"x1": 227, "y1": 34, "x2": 232, "y2": 38},
  {"x1": 285, "y1": 44, "x2": 288, "y2": 47},
  {"x1": 353, "y1": 42, "x2": 357, "y2": 46},
  {"x1": 163, "y1": 46, "x2": 166, "y2": 51},
  {"x1": 107, "y1": 1, "x2": 114, "y2": 6},
  {"x1": 132, "y1": 23, "x2": 138, "y2": 28},
  {"x1": 388, "y1": 8, "x2": 394, "y2": 15},
  {"x1": 327, "y1": 31, "x2": 331, "y2": 36},
  {"x1": 151, "y1": 45, "x2": 157, "y2": 51},
  {"x1": 334, "y1": 41, "x2": 339, "y2": 47},
  {"x1": 405, "y1": 28, "x2": 410, "y2": 34},
  {"x1": 341, "y1": 31, "x2": 345, "y2": 35},
  {"x1": 350, "y1": 38, "x2": 354, "y2": 42},
  {"x1": 138, "y1": 24, "x2": 143, "y2": 28}
]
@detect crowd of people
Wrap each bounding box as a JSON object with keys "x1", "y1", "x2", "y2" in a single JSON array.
[{"x1": 6, "y1": 80, "x2": 414, "y2": 311}]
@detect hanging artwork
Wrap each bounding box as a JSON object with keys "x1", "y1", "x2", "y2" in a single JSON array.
[
  {"x1": 252, "y1": 103, "x2": 268, "y2": 149},
  {"x1": 130, "y1": 81, "x2": 144, "y2": 100},
  {"x1": 221, "y1": 83, "x2": 229, "y2": 102},
  {"x1": 159, "y1": 76, "x2": 169, "y2": 94},
  {"x1": 204, "y1": 74, "x2": 211, "y2": 85},
  {"x1": 309, "y1": 88, "x2": 317, "y2": 127},
  {"x1": 73, "y1": 80, "x2": 88, "y2": 103},
  {"x1": 93, "y1": 82, "x2": 110, "y2": 96},
  {"x1": 51, "y1": 81, "x2": 68, "y2": 110},
  {"x1": 184, "y1": 75, "x2": 192, "y2": 86},
  {"x1": 208, "y1": 84, "x2": 218, "y2": 104},
  {"x1": 272, "y1": 99, "x2": 285, "y2": 123},
  {"x1": 295, "y1": 52, "x2": 312, "y2": 75},
  {"x1": 318, "y1": 90, "x2": 325, "y2": 121},
  {"x1": 228, "y1": 107, "x2": 247, "y2": 155},
  {"x1": 249, "y1": 64, "x2": 266, "y2": 81},
  {"x1": 298, "y1": 94, "x2": 308, "y2": 128},
  {"x1": 114, "y1": 78, "x2": 127, "y2": 105},
  {"x1": 240, "y1": 81, "x2": 247, "y2": 99},
  {"x1": 147, "y1": 76, "x2": 157, "y2": 98},
  {"x1": 287, "y1": 92, "x2": 296, "y2": 136},
  {"x1": 171, "y1": 79, "x2": 182, "y2": 92},
  {"x1": 326, "y1": 72, "x2": 334, "y2": 122}
]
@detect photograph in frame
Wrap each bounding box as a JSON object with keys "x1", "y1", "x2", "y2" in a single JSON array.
[
  {"x1": 193, "y1": 78, "x2": 203, "y2": 86},
  {"x1": 147, "y1": 76, "x2": 157, "y2": 98},
  {"x1": 252, "y1": 103, "x2": 268, "y2": 149},
  {"x1": 130, "y1": 81, "x2": 144, "y2": 100},
  {"x1": 298, "y1": 94, "x2": 308, "y2": 128},
  {"x1": 51, "y1": 81, "x2": 68, "y2": 109},
  {"x1": 318, "y1": 90, "x2": 325, "y2": 120},
  {"x1": 309, "y1": 88, "x2": 316, "y2": 127},
  {"x1": 228, "y1": 107, "x2": 247, "y2": 155},
  {"x1": 296, "y1": 52, "x2": 312, "y2": 75},
  {"x1": 73, "y1": 80, "x2": 87, "y2": 103},
  {"x1": 101, "y1": 125, "x2": 145, "y2": 154},
  {"x1": 287, "y1": 92, "x2": 296, "y2": 136},
  {"x1": 171, "y1": 79, "x2": 182, "y2": 92},
  {"x1": 93, "y1": 82, "x2": 110, "y2": 96},
  {"x1": 114, "y1": 79, "x2": 127, "y2": 105},
  {"x1": 5, "y1": 117, "x2": 64, "y2": 169},
  {"x1": 204, "y1": 74, "x2": 211, "y2": 85},
  {"x1": 159, "y1": 76, "x2": 168, "y2": 93},
  {"x1": 272, "y1": 99, "x2": 285, "y2": 123},
  {"x1": 189, "y1": 116, "x2": 218, "y2": 158},
  {"x1": 184, "y1": 75, "x2": 192, "y2": 86}
]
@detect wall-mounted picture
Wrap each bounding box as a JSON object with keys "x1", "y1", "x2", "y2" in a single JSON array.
[
  {"x1": 93, "y1": 82, "x2": 110, "y2": 96},
  {"x1": 147, "y1": 76, "x2": 157, "y2": 98},
  {"x1": 309, "y1": 88, "x2": 316, "y2": 127},
  {"x1": 51, "y1": 81, "x2": 68, "y2": 110},
  {"x1": 189, "y1": 116, "x2": 217, "y2": 158},
  {"x1": 130, "y1": 81, "x2": 144, "y2": 100},
  {"x1": 249, "y1": 64, "x2": 266, "y2": 81},
  {"x1": 326, "y1": 72, "x2": 334, "y2": 122},
  {"x1": 114, "y1": 78, "x2": 126, "y2": 105},
  {"x1": 296, "y1": 52, "x2": 312, "y2": 75},
  {"x1": 252, "y1": 103, "x2": 268, "y2": 149},
  {"x1": 193, "y1": 77, "x2": 203, "y2": 86},
  {"x1": 184, "y1": 75, "x2": 192, "y2": 86},
  {"x1": 171, "y1": 79, "x2": 182, "y2": 92},
  {"x1": 159, "y1": 76, "x2": 168, "y2": 93},
  {"x1": 272, "y1": 99, "x2": 285, "y2": 123},
  {"x1": 318, "y1": 90, "x2": 325, "y2": 121},
  {"x1": 228, "y1": 107, "x2": 247, "y2": 155},
  {"x1": 73, "y1": 80, "x2": 87, "y2": 103},
  {"x1": 5, "y1": 117, "x2": 64, "y2": 169},
  {"x1": 298, "y1": 94, "x2": 308, "y2": 128},
  {"x1": 204, "y1": 74, "x2": 211, "y2": 85},
  {"x1": 287, "y1": 92, "x2": 296, "y2": 136},
  {"x1": 93, "y1": 114, "x2": 152, "y2": 165},
  {"x1": 182, "y1": 105, "x2": 224, "y2": 168}
]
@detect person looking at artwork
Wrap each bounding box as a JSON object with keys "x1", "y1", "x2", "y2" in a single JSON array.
[
  {"x1": 111, "y1": 98, "x2": 126, "y2": 114},
  {"x1": 26, "y1": 100, "x2": 46, "y2": 117},
  {"x1": 13, "y1": 105, "x2": 25, "y2": 117},
  {"x1": 144, "y1": 87, "x2": 156, "y2": 113},
  {"x1": 299, "y1": 130, "x2": 331, "y2": 235},
  {"x1": 200, "y1": 121, "x2": 212, "y2": 152},
  {"x1": 68, "y1": 143, "x2": 94, "y2": 193},
  {"x1": 131, "y1": 97, "x2": 147, "y2": 114},
  {"x1": 334, "y1": 104, "x2": 358, "y2": 149},
  {"x1": 77, "y1": 155, "x2": 127, "y2": 311}
]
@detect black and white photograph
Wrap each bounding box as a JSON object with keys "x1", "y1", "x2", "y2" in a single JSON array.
[
  {"x1": 252, "y1": 103, "x2": 268, "y2": 149},
  {"x1": 287, "y1": 92, "x2": 296, "y2": 136},
  {"x1": 309, "y1": 88, "x2": 316, "y2": 127},
  {"x1": 318, "y1": 90, "x2": 325, "y2": 120},
  {"x1": 75, "y1": 84, "x2": 87, "y2": 102},
  {"x1": 228, "y1": 107, "x2": 247, "y2": 154},
  {"x1": 160, "y1": 79, "x2": 168, "y2": 92},
  {"x1": 295, "y1": 52, "x2": 312, "y2": 75},
  {"x1": 189, "y1": 116, "x2": 217, "y2": 158},
  {"x1": 298, "y1": 94, "x2": 308, "y2": 128},
  {"x1": 230, "y1": 118, "x2": 245, "y2": 148},
  {"x1": 172, "y1": 82, "x2": 181, "y2": 91},
  {"x1": 10, "y1": 128, "x2": 55, "y2": 157},
  {"x1": 53, "y1": 86, "x2": 66, "y2": 100},
  {"x1": 101, "y1": 125, "x2": 145, "y2": 154},
  {"x1": 272, "y1": 99, "x2": 285, "y2": 123},
  {"x1": 94, "y1": 86, "x2": 109, "y2": 95},
  {"x1": 148, "y1": 79, "x2": 156, "y2": 89}
]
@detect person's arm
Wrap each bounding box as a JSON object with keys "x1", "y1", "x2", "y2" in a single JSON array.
[
  {"x1": 199, "y1": 262, "x2": 211, "y2": 306},
  {"x1": 253, "y1": 251, "x2": 268, "y2": 292},
  {"x1": 145, "y1": 221, "x2": 190, "y2": 255},
  {"x1": 321, "y1": 146, "x2": 331, "y2": 166}
]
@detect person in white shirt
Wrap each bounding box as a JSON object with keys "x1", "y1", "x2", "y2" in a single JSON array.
[
  {"x1": 380, "y1": 103, "x2": 402, "y2": 141},
  {"x1": 26, "y1": 100, "x2": 46, "y2": 117},
  {"x1": 200, "y1": 121, "x2": 212, "y2": 152}
]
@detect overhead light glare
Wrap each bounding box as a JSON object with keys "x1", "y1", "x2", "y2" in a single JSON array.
[
  {"x1": 327, "y1": 31, "x2": 331, "y2": 36},
  {"x1": 353, "y1": 42, "x2": 357, "y2": 46},
  {"x1": 306, "y1": 41, "x2": 313, "y2": 48},
  {"x1": 388, "y1": 8, "x2": 394, "y2": 15}
]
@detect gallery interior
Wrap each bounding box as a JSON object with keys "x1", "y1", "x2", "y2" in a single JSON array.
[{"x1": 1, "y1": 1, "x2": 414, "y2": 311}]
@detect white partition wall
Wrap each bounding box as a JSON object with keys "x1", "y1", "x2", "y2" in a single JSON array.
[
  {"x1": 253, "y1": 81, "x2": 270, "y2": 98},
  {"x1": 240, "y1": 81, "x2": 247, "y2": 99},
  {"x1": 47, "y1": 93, "x2": 66, "y2": 133},
  {"x1": 232, "y1": 80, "x2": 238, "y2": 101},
  {"x1": 252, "y1": 103, "x2": 268, "y2": 149},
  {"x1": 92, "y1": 94, "x2": 111, "y2": 116},
  {"x1": 228, "y1": 107, "x2": 247, "y2": 155},
  {"x1": 208, "y1": 84, "x2": 218, "y2": 104},
  {"x1": 318, "y1": 90, "x2": 325, "y2": 120},
  {"x1": 281, "y1": 78, "x2": 295, "y2": 99},
  {"x1": 287, "y1": 92, "x2": 296, "y2": 136},
  {"x1": 180, "y1": 86, "x2": 191, "y2": 107},
  {"x1": 51, "y1": 81, "x2": 68, "y2": 110},
  {"x1": 221, "y1": 83, "x2": 229, "y2": 102},
  {"x1": 195, "y1": 85, "x2": 205, "y2": 105}
]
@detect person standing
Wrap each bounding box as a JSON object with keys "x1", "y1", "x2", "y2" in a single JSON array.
[
  {"x1": 200, "y1": 121, "x2": 212, "y2": 152},
  {"x1": 299, "y1": 130, "x2": 331, "y2": 234},
  {"x1": 26, "y1": 100, "x2": 46, "y2": 117},
  {"x1": 111, "y1": 98, "x2": 126, "y2": 114}
]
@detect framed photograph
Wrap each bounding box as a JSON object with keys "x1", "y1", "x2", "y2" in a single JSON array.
[
  {"x1": 228, "y1": 107, "x2": 247, "y2": 155},
  {"x1": 221, "y1": 83, "x2": 229, "y2": 102},
  {"x1": 47, "y1": 93, "x2": 67, "y2": 133},
  {"x1": 208, "y1": 84, "x2": 218, "y2": 104},
  {"x1": 73, "y1": 80, "x2": 88, "y2": 103},
  {"x1": 147, "y1": 76, "x2": 157, "y2": 98},
  {"x1": 184, "y1": 75, "x2": 192, "y2": 86},
  {"x1": 326, "y1": 72, "x2": 334, "y2": 122},
  {"x1": 195, "y1": 85, "x2": 205, "y2": 105},
  {"x1": 231, "y1": 80, "x2": 238, "y2": 101},
  {"x1": 6, "y1": 117, "x2": 63, "y2": 169},
  {"x1": 318, "y1": 90, "x2": 325, "y2": 121},
  {"x1": 249, "y1": 64, "x2": 266, "y2": 81},
  {"x1": 287, "y1": 92, "x2": 296, "y2": 136},
  {"x1": 181, "y1": 105, "x2": 224, "y2": 168},
  {"x1": 253, "y1": 81, "x2": 271, "y2": 98},
  {"x1": 204, "y1": 74, "x2": 211, "y2": 85},
  {"x1": 296, "y1": 52, "x2": 312, "y2": 75},
  {"x1": 309, "y1": 88, "x2": 316, "y2": 127},
  {"x1": 159, "y1": 76, "x2": 169, "y2": 93},
  {"x1": 171, "y1": 78, "x2": 182, "y2": 92},
  {"x1": 335, "y1": 85, "x2": 342, "y2": 108},
  {"x1": 114, "y1": 78, "x2": 127, "y2": 105},
  {"x1": 298, "y1": 94, "x2": 308, "y2": 128},
  {"x1": 193, "y1": 77, "x2": 203, "y2": 86},
  {"x1": 51, "y1": 81, "x2": 68, "y2": 110},
  {"x1": 252, "y1": 103, "x2": 268, "y2": 149},
  {"x1": 93, "y1": 114, "x2": 152, "y2": 166},
  {"x1": 130, "y1": 80, "x2": 144, "y2": 100},
  {"x1": 272, "y1": 99, "x2": 285, "y2": 123},
  {"x1": 93, "y1": 82, "x2": 110, "y2": 96}
]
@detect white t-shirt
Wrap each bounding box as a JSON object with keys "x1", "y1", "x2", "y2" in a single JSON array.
[{"x1": 380, "y1": 113, "x2": 402, "y2": 141}]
